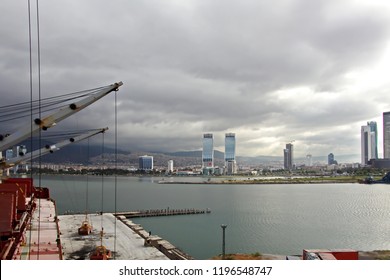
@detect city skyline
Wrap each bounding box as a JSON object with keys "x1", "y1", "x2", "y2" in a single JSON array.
[{"x1": 1, "y1": 1, "x2": 390, "y2": 158}]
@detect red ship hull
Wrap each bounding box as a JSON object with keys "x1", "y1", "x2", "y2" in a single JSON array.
[{"x1": 0, "y1": 178, "x2": 63, "y2": 260}]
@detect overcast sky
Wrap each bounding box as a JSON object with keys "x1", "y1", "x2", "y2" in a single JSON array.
[{"x1": 1, "y1": 0, "x2": 390, "y2": 158}]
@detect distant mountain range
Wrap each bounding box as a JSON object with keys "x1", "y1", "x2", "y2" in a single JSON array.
[
  {"x1": 18, "y1": 140, "x2": 123, "y2": 165},
  {"x1": 19, "y1": 141, "x2": 360, "y2": 167}
]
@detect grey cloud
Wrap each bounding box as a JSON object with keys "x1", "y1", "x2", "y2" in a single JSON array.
[{"x1": 1, "y1": 0, "x2": 390, "y2": 158}]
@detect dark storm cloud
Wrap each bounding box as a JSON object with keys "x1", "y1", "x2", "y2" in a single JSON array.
[{"x1": 1, "y1": 0, "x2": 390, "y2": 158}]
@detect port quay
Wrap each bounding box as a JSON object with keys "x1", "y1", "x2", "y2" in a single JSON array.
[{"x1": 58, "y1": 208, "x2": 211, "y2": 260}]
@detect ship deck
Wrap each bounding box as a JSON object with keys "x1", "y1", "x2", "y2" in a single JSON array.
[
  {"x1": 16, "y1": 198, "x2": 62, "y2": 260},
  {"x1": 58, "y1": 213, "x2": 169, "y2": 260}
]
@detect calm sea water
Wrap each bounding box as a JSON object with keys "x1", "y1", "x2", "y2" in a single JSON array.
[{"x1": 37, "y1": 175, "x2": 390, "y2": 259}]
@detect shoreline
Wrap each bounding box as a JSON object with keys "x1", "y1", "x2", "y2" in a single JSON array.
[
  {"x1": 35, "y1": 173, "x2": 389, "y2": 185},
  {"x1": 158, "y1": 179, "x2": 362, "y2": 184},
  {"x1": 212, "y1": 250, "x2": 390, "y2": 260}
]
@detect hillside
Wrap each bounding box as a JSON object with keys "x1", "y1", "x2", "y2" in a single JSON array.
[{"x1": 19, "y1": 141, "x2": 359, "y2": 167}]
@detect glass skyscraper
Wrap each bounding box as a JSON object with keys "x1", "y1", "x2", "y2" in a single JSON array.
[
  {"x1": 139, "y1": 155, "x2": 153, "y2": 171},
  {"x1": 202, "y1": 133, "x2": 214, "y2": 168},
  {"x1": 384, "y1": 112, "x2": 390, "y2": 159},
  {"x1": 224, "y1": 133, "x2": 236, "y2": 162},
  {"x1": 225, "y1": 133, "x2": 236, "y2": 175},
  {"x1": 328, "y1": 153, "x2": 337, "y2": 165},
  {"x1": 283, "y1": 143, "x2": 293, "y2": 170},
  {"x1": 368, "y1": 121, "x2": 378, "y2": 159}
]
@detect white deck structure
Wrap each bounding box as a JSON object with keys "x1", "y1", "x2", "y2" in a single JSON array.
[{"x1": 59, "y1": 213, "x2": 168, "y2": 260}]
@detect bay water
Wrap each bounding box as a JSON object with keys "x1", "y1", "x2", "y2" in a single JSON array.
[{"x1": 38, "y1": 175, "x2": 390, "y2": 259}]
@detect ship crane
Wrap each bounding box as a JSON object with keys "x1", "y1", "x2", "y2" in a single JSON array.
[
  {"x1": 0, "y1": 82, "x2": 122, "y2": 152},
  {"x1": 0, "y1": 127, "x2": 108, "y2": 170},
  {"x1": 0, "y1": 82, "x2": 123, "y2": 258}
]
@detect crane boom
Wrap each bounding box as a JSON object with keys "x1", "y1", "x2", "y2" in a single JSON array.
[
  {"x1": 0, "y1": 82, "x2": 122, "y2": 152},
  {"x1": 1, "y1": 128, "x2": 108, "y2": 169}
]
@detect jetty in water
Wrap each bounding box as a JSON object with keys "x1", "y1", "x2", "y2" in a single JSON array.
[{"x1": 114, "y1": 208, "x2": 211, "y2": 218}]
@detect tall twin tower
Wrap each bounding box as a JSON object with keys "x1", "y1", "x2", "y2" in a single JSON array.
[{"x1": 202, "y1": 133, "x2": 236, "y2": 174}]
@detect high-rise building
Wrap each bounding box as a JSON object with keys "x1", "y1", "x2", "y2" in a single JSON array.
[
  {"x1": 306, "y1": 154, "x2": 312, "y2": 167},
  {"x1": 283, "y1": 143, "x2": 293, "y2": 170},
  {"x1": 368, "y1": 121, "x2": 378, "y2": 159},
  {"x1": 361, "y1": 122, "x2": 377, "y2": 165},
  {"x1": 202, "y1": 133, "x2": 214, "y2": 168},
  {"x1": 5, "y1": 149, "x2": 13, "y2": 160},
  {"x1": 5, "y1": 145, "x2": 28, "y2": 174},
  {"x1": 328, "y1": 153, "x2": 337, "y2": 165},
  {"x1": 224, "y1": 133, "x2": 236, "y2": 174},
  {"x1": 167, "y1": 160, "x2": 174, "y2": 173},
  {"x1": 384, "y1": 112, "x2": 390, "y2": 159},
  {"x1": 224, "y1": 133, "x2": 236, "y2": 162},
  {"x1": 139, "y1": 155, "x2": 153, "y2": 171}
]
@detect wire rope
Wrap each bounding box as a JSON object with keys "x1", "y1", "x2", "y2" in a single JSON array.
[
  {"x1": 27, "y1": 0, "x2": 34, "y2": 260},
  {"x1": 113, "y1": 89, "x2": 118, "y2": 259},
  {"x1": 100, "y1": 132, "x2": 105, "y2": 245},
  {"x1": 36, "y1": 0, "x2": 42, "y2": 260},
  {"x1": 0, "y1": 86, "x2": 107, "y2": 111},
  {"x1": 86, "y1": 138, "x2": 90, "y2": 226},
  {"x1": 0, "y1": 88, "x2": 110, "y2": 123}
]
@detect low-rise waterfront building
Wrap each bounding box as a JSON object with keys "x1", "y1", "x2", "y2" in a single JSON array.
[
  {"x1": 369, "y1": 159, "x2": 390, "y2": 168},
  {"x1": 226, "y1": 160, "x2": 237, "y2": 175}
]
